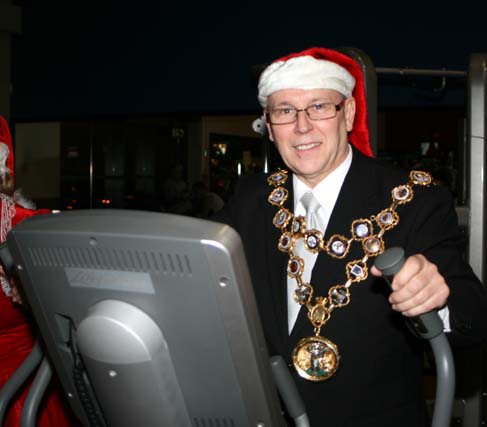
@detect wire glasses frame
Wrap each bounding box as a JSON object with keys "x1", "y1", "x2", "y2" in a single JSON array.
[{"x1": 266, "y1": 100, "x2": 346, "y2": 125}]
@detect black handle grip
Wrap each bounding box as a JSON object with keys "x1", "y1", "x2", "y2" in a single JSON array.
[
  {"x1": 374, "y1": 247, "x2": 444, "y2": 340},
  {"x1": 0, "y1": 242, "x2": 14, "y2": 276}
]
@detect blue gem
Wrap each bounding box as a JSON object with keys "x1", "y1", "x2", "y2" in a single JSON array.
[{"x1": 350, "y1": 264, "x2": 363, "y2": 277}]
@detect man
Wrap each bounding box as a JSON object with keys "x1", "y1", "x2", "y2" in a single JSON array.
[{"x1": 214, "y1": 48, "x2": 487, "y2": 426}]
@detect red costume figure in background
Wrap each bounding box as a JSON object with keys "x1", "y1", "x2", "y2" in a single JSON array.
[{"x1": 0, "y1": 116, "x2": 76, "y2": 426}]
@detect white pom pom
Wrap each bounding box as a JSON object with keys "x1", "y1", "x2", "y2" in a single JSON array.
[{"x1": 252, "y1": 116, "x2": 267, "y2": 136}]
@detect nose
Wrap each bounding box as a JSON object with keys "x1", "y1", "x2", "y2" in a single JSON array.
[{"x1": 295, "y1": 109, "x2": 312, "y2": 133}]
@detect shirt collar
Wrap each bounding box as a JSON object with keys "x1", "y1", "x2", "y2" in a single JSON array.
[{"x1": 293, "y1": 144, "x2": 353, "y2": 215}]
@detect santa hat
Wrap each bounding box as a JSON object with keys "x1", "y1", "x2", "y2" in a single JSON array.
[
  {"x1": 0, "y1": 116, "x2": 14, "y2": 178},
  {"x1": 257, "y1": 47, "x2": 373, "y2": 157}
]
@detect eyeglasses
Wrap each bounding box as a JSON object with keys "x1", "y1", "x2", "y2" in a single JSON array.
[{"x1": 266, "y1": 100, "x2": 345, "y2": 125}]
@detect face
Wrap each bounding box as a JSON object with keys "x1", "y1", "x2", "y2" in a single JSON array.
[{"x1": 265, "y1": 88, "x2": 355, "y2": 188}]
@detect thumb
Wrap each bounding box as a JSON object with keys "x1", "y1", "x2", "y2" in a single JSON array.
[{"x1": 370, "y1": 265, "x2": 383, "y2": 277}]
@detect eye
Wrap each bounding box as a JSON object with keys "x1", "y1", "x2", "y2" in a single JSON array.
[
  {"x1": 311, "y1": 103, "x2": 331, "y2": 111},
  {"x1": 276, "y1": 107, "x2": 294, "y2": 116}
]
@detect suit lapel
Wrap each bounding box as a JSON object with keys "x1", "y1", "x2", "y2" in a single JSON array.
[{"x1": 324, "y1": 148, "x2": 380, "y2": 240}]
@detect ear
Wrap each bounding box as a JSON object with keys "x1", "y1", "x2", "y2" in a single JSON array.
[
  {"x1": 344, "y1": 97, "x2": 356, "y2": 132},
  {"x1": 264, "y1": 111, "x2": 275, "y2": 142}
]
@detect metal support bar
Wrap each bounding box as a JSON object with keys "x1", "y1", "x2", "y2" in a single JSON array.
[
  {"x1": 0, "y1": 340, "x2": 43, "y2": 425},
  {"x1": 457, "y1": 52, "x2": 487, "y2": 427},
  {"x1": 20, "y1": 357, "x2": 53, "y2": 427},
  {"x1": 89, "y1": 121, "x2": 94, "y2": 209},
  {"x1": 376, "y1": 67, "x2": 466, "y2": 78},
  {"x1": 466, "y1": 53, "x2": 487, "y2": 283}
]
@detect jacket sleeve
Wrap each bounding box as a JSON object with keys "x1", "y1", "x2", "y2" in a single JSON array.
[{"x1": 406, "y1": 184, "x2": 487, "y2": 341}]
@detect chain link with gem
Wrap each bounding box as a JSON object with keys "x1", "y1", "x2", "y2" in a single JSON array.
[{"x1": 267, "y1": 169, "x2": 433, "y2": 337}]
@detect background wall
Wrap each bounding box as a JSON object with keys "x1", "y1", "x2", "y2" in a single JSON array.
[{"x1": 14, "y1": 121, "x2": 60, "y2": 201}]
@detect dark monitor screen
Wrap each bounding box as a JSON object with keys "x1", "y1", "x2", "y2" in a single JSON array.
[{"x1": 6, "y1": 210, "x2": 284, "y2": 427}]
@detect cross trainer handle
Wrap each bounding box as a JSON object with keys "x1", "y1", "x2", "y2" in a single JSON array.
[{"x1": 374, "y1": 247, "x2": 455, "y2": 427}]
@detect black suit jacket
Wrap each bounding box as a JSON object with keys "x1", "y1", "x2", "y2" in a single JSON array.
[{"x1": 214, "y1": 148, "x2": 487, "y2": 426}]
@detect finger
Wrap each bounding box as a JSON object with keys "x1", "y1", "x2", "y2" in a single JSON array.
[
  {"x1": 400, "y1": 285, "x2": 450, "y2": 317},
  {"x1": 389, "y1": 270, "x2": 429, "y2": 305},
  {"x1": 390, "y1": 278, "x2": 449, "y2": 315},
  {"x1": 389, "y1": 277, "x2": 430, "y2": 310},
  {"x1": 389, "y1": 254, "x2": 427, "y2": 292}
]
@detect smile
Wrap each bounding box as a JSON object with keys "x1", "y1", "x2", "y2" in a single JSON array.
[{"x1": 295, "y1": 142, "x2": 321, "y2": 151}]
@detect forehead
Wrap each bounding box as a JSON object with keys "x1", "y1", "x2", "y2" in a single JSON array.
[{"x1": 267, "y1": 88, "x2": 344, "y2": 107}]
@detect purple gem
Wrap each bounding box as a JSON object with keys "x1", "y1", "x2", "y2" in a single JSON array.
[
  {"x1": 274, "y1": 210, "x2": 288, "y2": 226},
  {"x1": 365, "y1": 237, "x2": 381, "y2": 253},
  {"x1": 271, "y1": 189, "x2": 284, "y2": 202},
  {"x1": 331, "y1": 240, "x2": 346, "y2": 255},
  {"x1": 394, "y1": 186, "x2": 410, "y2": 200},
  {"x1": 380, "y1": 212, "x2": 393, "y2": 224},
  {"x1": 413, "y1": 171, "x2": 429, "y2": 182},
  {"x1": 355, "y1": 223, "x2": 370, "y2": 238}
]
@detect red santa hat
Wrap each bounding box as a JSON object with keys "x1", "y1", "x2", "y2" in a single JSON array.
[
  {"x1": 0, "y1": 116, "x2": 14, "y2": 178},
  {"x1": 257, "y1": 47, "x2": 373, "y2": 157}
]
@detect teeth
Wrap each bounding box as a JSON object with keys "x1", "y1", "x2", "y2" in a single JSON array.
[{"x1": 295, "y1": 142, "x2": 320, "y2": 151}]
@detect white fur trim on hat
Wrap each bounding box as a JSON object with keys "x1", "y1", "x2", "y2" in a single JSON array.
[
  {"x1": 0, "y1": 142, "x2": 9, "y2": 169},
  {"x1": 258, "y1": 55, "x2": 355, "y2": 107}
]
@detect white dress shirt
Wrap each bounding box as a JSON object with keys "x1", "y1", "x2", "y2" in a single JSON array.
[{"x1": 287, "y1": 146, "x2": 352, "y2": 332}]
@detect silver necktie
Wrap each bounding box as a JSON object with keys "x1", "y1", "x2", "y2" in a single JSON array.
[
  {"x1": 287, "y1": 191, "x2": 324, "y2": 333},
  {"x1": 300, "y1": 191, "x2": 324, "y2": 232}
]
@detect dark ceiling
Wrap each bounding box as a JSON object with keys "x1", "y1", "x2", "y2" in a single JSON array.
[{"x1": 11, "y1": 2, "x2": 486, "y2": 119}]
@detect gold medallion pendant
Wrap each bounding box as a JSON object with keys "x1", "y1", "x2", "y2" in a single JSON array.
[{"x1": 292, "y1": 336, "x2": 340, "y2": 382}]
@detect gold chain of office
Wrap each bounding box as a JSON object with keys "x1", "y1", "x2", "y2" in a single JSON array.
[{"x1": 266, "y1": 169, "x2": 433, "y2": 382}]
